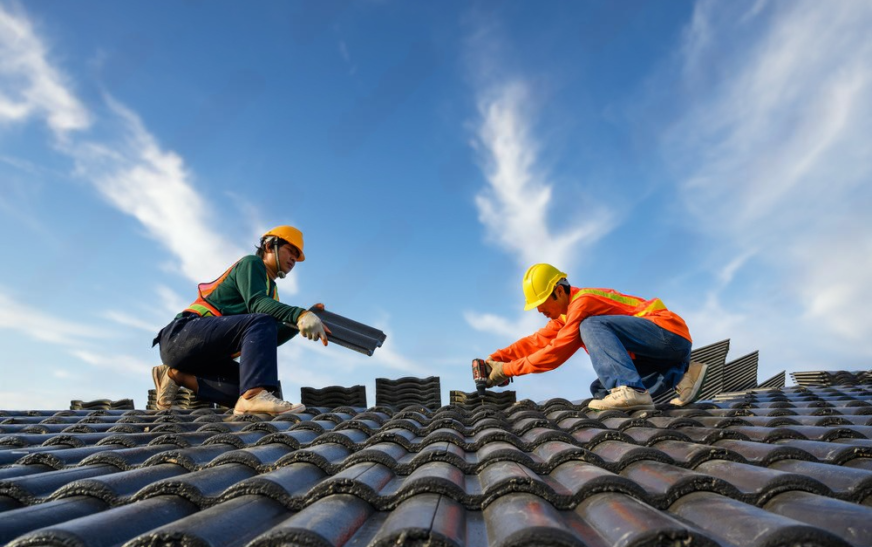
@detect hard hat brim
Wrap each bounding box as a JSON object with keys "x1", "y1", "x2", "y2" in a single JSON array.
[{"x1": 524, "y1": 295, "x2": 549, "y2": 311}]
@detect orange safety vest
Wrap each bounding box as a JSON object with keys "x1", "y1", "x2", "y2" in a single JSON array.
[
  {"x1": 564, "y1": 288, "x2": 691, "y2": 342},
  {"x1": 493, "y1": 286, "x2": 691, "y2": 377},
  {"x1": 183, "y1": 259, "x2": 279, "y2": 317}
]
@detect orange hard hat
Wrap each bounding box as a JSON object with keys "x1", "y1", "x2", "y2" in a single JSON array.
[{"x1": 262, "y1": 225, "x2": 305, "y2": 261}]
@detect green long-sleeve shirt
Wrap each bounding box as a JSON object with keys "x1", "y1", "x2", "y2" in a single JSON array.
[{"x1": 180, "y1": 255, "x2": 306, "y2": 345}]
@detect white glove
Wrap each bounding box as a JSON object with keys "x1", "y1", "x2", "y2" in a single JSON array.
[{"x1": 297, "y1": 311, "x2": 328, "y2": 345}]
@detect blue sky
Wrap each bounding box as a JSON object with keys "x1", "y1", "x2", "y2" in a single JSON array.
[{"x1": 1, "y1": 1, "x2": 870, "y2": 410}]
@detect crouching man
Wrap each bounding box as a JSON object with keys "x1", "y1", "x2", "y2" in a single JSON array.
[
  {"x1": 151, "y1": 225, "x2": 330, "y2": 415},
  {"x1": 484, "y1": 263, "x2": 706, "y2": 411}
]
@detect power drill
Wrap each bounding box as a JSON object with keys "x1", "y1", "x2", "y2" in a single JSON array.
[{"x1": 472, "y1": 358, "x2": 510, "y2": 397}]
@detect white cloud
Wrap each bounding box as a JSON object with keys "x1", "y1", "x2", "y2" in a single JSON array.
[
  {"x1": 102, "y1": 310, "x2": 161, "y2": 334},
  {"x1": 1, "y1": 4, "x2": 249, "y2": 287},
  {"x1": 68, "y1": 97, "x2": 246, "y2": 283},
  {"x1": 69, "y1": 349, "x2": 153, "y2": 376},
  {"x1": 156, "y1": 285, "x2": 189, "y2": 317},
  {"x1": 463, "y1": 310, "x2": 542, "y2": 340},
  {"x1": 0, "y1": 3, "x2": 90, "y2": 136},
  {"x1": 473, "y1": 82, "x2": 613, "y2": 271},
  {"x1": 0, "y1": 289, "x2": 106, "y2": 345},
  {"x1": 667, "y1": 0, "x2": 872, "y2": 353}
]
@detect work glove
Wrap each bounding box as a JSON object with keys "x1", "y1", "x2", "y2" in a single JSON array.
[
  {"x1": 485, "y1": 360, "x2": 508, "y2": 388},
  {"x1": 297, "y1": 311, "x2": 330, "y2": 346}
]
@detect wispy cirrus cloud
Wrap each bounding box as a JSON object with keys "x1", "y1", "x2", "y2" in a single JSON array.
[
  {"x1": 473, "y1": 82, "x2": 613, "y2": 272},
  {"x1": 463, "y1": 21, "x2": 613, "y2": 340},
  {"x1": 0, "y1": 2, "x2": 249, "y2": 287},
  {"x1": 0, "y1": 289, "x2": 106, "y2": 345},
  {"x1": 665, "y1": 0, "x2": 872, "y2": 358},
  {"x1": 66, "y1": 97, "x2": 246, "y2": 283},
  {"x1": 0, "y1": 3, "x2": 90, "y2": 137}
]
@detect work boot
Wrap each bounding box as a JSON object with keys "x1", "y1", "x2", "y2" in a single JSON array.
[
  {"x1": 588, "y1": 386, "x2": 655, "y2": 411},
  {"x1": 152, "y1": 365, "x2": 180, "y2": 410},
  {"x1": 669, "y1": 361, "x2": 709, "y2": 406},
  {"x1": 234, "y1": 390, "x2": 306, "y2": 416}
]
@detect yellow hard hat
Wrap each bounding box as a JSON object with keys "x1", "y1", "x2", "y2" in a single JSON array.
[
  {"x1": 522, "y1": 263, "x2": 567, "y2": 310},
  {"x1": 263, "y1": 225, "x2": 305, "y2": 262}
]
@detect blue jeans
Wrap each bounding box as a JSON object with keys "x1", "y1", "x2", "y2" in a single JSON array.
[
  {"x1": 154, "y1": 313, "x2": 281, "y2": 407},
  {"x1": 579, "y1": 315, "x2": 691, "y2": 398}
]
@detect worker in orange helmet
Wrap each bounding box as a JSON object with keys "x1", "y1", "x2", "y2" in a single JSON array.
[
  {"x1": 151, "y1": 226, "x2": 330, "y2": 415},
  {"x1": 484, "y1": 263, "x2": 707, "y2": 411}
]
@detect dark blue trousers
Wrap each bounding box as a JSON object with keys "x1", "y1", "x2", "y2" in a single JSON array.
[
  {"x1": 154, "y1": 313, "x2": 279, "y2": 407},
  {"x1": 581, "y1": 315, "x2": 692, "y2": 399}
]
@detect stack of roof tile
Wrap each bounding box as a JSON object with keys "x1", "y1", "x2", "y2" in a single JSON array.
[
  {"x1": 69, "y1": 399, "x2": 134, "y2": 411},
  {"x1": 449, "y1": 390, "x2": 517, "y2": 410},
  {"x1": 146, "y1": 388, "x2": 219, "y2": 411},
  {"x1": 721, "y1": 351, "x2": 759, "y2": 393},
  {"x1": 375, "y1": 376, "x2": 441, "y2": 410},
  {"x1": 792, "y1": 370, "x2": 872, "y2": 386},
  {"x1": 300, "y1": 385, "x2": 367, "y2": 408},
  {"x1": 757, "y1": 370, "x2": 786, "y2": 389},
  {"x1": 3, "y1": 379, "x2": 872, "y2": 546}
]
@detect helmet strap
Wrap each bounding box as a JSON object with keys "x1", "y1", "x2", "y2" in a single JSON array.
[{"x1": 273, "y1": 240, "x2": 286, "y2": 279}]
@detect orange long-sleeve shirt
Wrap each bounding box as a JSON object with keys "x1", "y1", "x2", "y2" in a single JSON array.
[{"x1": 490, "y1": 287, "x2": 691, "y2": 378}]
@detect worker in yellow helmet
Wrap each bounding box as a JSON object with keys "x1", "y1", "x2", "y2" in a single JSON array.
[
  {"x1": 151, "y1": 226, "x2": 331, "y2": 415},
  {"x1": 483, "y1": 263, "x2": 707, "y2": 411}
]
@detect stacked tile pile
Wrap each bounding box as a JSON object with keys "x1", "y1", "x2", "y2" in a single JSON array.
[
  {"x1": 69, "y1": 399, "x2": 134, "y2": 411},
  {"x1": 3, "y1": 382, "x2": 872, "y2": 546},
  {"x1": 791, "y1": 370, "x2": 872, "y2": 387},
  {"x1": 146, "y1": 388, "x2": 220, "y2": 411},
  {"x1": 375, "y1": 376, "x2": 441, "y2": 410},
  {"x1": 300, "y1": 385, "x2": 367, "y2": 408},
  {"x1": 449, "y1": 390, "x2": 518, "y2": 410}
]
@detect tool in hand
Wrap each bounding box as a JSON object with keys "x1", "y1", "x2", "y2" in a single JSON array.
[{"x1": 472, "y1": 358, "x2": 510, "y2": 397}]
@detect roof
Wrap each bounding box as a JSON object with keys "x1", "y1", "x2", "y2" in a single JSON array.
[{"x1": 3, "y1": 381, "x2": 872, "y2": 547}]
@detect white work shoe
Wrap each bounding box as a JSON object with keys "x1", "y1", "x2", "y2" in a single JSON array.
[
  {"x1": 234, "y1": 390, "x2": 306, "y2": 416},
  {"x1": 588, "y1": 386, "x2": 655, "y2": 411},
  {"x1": 669, "y1": 361, "x2": 709, "y2": 406},
  {"x1": 152, "y1": 365, "x2": 180, "y2": 410}
]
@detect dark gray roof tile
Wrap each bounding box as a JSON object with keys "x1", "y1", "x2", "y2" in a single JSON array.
[
  {"x1": 712, "y1": 438, "x2": 817, "y2": 466},
  {"x1": 222, "y1": 462, "x2": 327, "y2": 509},
  {"x1": 6, "y1": 495, "x2": 199, "y2": 547},
  {"x1": 768, "y1": 459, "x2": 872, "y2": 502},
  {"x1": 670, "y1": 491, "x2": 853, "y2": 547},
  {"x1": 248, "y1": 494, "x2": 374, "y2": 547},
  {"x1": 576, "y1": 491, "x2": 721, "y2": 547},
  {"x1": 589, "y1": 440, "x2": 674, "y2": 470},
  {"x1": 4, "y1": 375, "x2": 872, "y2": 545},
  {"x1": 694, "y1": 459, "x2": 832, "y2": 504},
  {"x1": 620, "y1": 460, "x2": 741, "y2": 507},
  {"x1": 126, "y1": 494, "x2": 290, "y2": 547},
  {"x1": 0, "y1": 496, "x2": 109, "y2": 544},
  {"x1": 763, "y1": 491, "x2": 872, "y2": 547},
  {"x1": 47, "y1": 463, "x2": 186, "y2": 506},
  {"x1": 0, "y1": 465, "x2": 118, "y2": 505},
  {"x1": 132, "y1": 463, "x2": 257, "y2": 508}
]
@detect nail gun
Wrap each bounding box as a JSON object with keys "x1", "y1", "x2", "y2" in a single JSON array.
[{"x1": 472, "y1": 358, "x2": 510, "y2": 397}]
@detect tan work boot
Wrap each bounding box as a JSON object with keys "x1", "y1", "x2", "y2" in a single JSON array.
[
  {"x1": 152, "y1": 365, "x2": 180, "y2": 410},
  {"x1": 669, "y1": 361, "x2": 709, "y2": 406},
  {"x1": 588, "y1": 386, "x2": 655, "y2": 411},
  {"x1": 233, "y1": 390, "x2": 306, "y2": 416}
]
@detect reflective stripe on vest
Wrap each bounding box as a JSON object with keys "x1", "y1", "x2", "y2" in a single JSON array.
[
  {"x1": 183, "y1": 259, "x2": 279, "y2": 317},
  {"x1": 561, "y1": 288, "x2": 667, "y2": 321}
]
